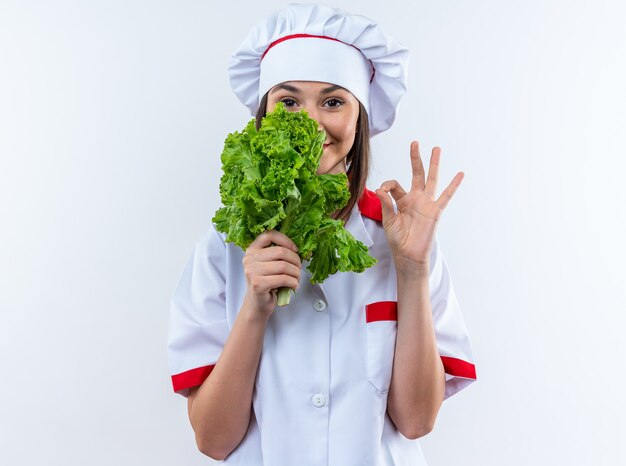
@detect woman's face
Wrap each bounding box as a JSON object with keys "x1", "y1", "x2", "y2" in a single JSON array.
[{"x1": 265, "y1": 81, "x2": 360, "y2": 175}]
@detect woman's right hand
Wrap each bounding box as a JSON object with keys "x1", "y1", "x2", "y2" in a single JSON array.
[{"x1": 242, "y1": 230, "x2": 302, "y2": 321}]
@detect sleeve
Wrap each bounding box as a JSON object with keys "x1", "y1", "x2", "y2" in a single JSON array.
[
  {"x1": 429, "y1": 236, "x2": 477, "y2": 400},
  {"x1": 167, "y1": 224, "x2": 230, "y2": 397}
]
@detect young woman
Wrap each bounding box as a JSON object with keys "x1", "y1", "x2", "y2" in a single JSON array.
[{"x1": 168, "y1": 4, "x2": 476, "y2": 465}]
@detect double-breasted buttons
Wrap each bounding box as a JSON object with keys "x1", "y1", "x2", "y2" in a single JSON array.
[
  {"x1": 313, "y1": 299, "x2": 326, "y2": 312},
  {"x1": 312, "y1": 393, "x2": 326, "y2": 407}
]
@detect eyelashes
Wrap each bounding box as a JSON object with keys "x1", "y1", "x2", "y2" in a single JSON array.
[
  {"x1": 278, "y1": 97, "x2": 344, "y2": 108},
  {"x1": 324, "y1": 98, "x2": 344, "y2": 108}
]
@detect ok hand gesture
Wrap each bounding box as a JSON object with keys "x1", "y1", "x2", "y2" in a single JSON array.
[{"x1": 375, "y1": 141, "x2": 464, "y2": 270}]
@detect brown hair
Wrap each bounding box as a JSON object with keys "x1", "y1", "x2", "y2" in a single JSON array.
[{"x1": 255, "y1": 93, "x2": 370, "y2": 224}]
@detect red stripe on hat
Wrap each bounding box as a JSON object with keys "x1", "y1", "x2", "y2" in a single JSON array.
[
  {"x1": 262, "y1": 34, "x2": 342, "y2": 60},
  {"x1": 366, "y1": 301, "x2": 397, "y2": 322},
  {"x1": 171, "y1": 364, "x2": 215, "y2": 393},
  {"x1": 441, "y1": 356, "x2": 477, "y2": 380},
  {"x1": 262, "y1": 34, "x2": 376, "y2": 82},
  {"x1": 358, "y1": 188, "x2": 383, "y2": 222}
]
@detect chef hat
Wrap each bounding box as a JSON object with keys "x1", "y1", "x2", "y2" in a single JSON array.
[{"x1": 228, "y1": 3, "x2": 409, "y2": 136}]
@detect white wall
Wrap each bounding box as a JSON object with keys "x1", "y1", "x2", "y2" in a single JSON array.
[{"x1": 1, "y1": 1, "x2": 625, "y2": 465}]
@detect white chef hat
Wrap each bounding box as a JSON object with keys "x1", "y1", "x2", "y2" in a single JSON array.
[{"x1": 228, "y1": 3, "x2": 409, "y2": 136}]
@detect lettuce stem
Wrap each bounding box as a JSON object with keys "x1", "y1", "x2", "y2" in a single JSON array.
[{"x1": 276, "y1": 287, "x2": 293, "y2": 306}]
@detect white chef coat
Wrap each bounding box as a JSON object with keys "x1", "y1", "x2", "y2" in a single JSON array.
[{"x1": 167, "y1": 188, "x2": 477, "y2": 465}]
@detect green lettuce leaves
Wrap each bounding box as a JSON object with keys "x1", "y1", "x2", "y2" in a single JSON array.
[{"x1": 212, "y1": 103, "x2": 376, "y2": 304}]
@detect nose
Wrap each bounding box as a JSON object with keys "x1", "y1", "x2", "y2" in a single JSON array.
[{"x1": 304, "y1": 107, "x2": 324, "y2": 132}]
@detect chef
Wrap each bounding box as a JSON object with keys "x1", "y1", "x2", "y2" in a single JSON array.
[{"x1": 168, "y1": 4, "x2": 477, "y2": 465}]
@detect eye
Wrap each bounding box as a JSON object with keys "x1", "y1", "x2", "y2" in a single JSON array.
[
  {"x1": 323, "y1": 98, "x2": 344, "y2": 108},
  {"x1": 280, "y1": 98, "x2": 298, "y2": 108}
]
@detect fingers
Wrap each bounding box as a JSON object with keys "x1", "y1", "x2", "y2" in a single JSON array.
[
  {"x1": 249, "y1": 230, "x2": 299, "y2": 253},
  {"x1": 436, "y1": 171, "x2": 464, "y2": 211},
  {"x1": 377, "y1": 179, "x2": 408, "y2": 220},
  {"x1": 379, "y1": 179, "x2": 407, "y2": 202},
  {"x1": 245, "y1": 269, "x2": 301, "y2": 303},
  {"x1": 410, "y1": 141, "x2": 426, "y2": 191},
  {"x1": 375, "y1": 187, "x2": 395, "y2": 221},
  {"x1": 250, "y1": 274, "x2": 301, "y2": 293},
  {"x1": 425, "y1": 146, "x2": 440, "y2": 197},
  {"x1": 246, "y1": 230, "x2": 302, "y2": 269},
  {"x1": 244, "y1": 230, "x2": 302, "y2": 295},
  {"x1": 253, "y1": 243, "x2": 302, "y2": 268},
  {"x1": 255, "y1": 260, "x2": 302, "y2": 281}
]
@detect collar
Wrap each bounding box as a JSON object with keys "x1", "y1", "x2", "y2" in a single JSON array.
[
  {"x1": 344, "y1": 188, "x2": 382, "y2": 248},
  {"x1": 357, "y1": 188, "x2": 383, "y2": 222}
]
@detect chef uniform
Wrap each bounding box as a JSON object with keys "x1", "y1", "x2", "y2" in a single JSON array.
[{"x1": 168, "y1": 4, "x2": 477, "y2": 465}]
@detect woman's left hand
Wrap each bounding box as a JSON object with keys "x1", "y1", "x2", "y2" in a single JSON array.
[{"x1": 375, "y1": 141, "x2": 464, "y2": 270}]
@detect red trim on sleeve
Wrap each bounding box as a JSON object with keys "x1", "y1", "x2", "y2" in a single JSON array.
[
  {"x1": 358, "y1": 188, "x2": 383, "y2": 222},
  {"x1": 366, "y1": 301, "x2": 398, "y2": 322},
  {"x1": 441, "y1": 356, "x2": 477, "y2": 380},
  {"x1": 171, "y1": 364, "x2": 215, "y2": 393}
]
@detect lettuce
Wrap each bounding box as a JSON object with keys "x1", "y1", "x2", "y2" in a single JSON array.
[{"x1": 212, "y1": 102, "x2": 376, "y2": 305}]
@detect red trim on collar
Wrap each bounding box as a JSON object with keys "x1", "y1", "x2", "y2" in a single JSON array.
[{"x1": 358, "y1": 188, "x2": 383, "y2": 222}]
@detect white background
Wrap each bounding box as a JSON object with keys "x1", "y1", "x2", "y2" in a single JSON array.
[{"x1": 1, "y1": 1, "x2": 625, "y2": 465}]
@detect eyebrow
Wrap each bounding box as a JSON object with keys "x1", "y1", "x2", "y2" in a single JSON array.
[
  {"x1": 270, "y1": 83, "x2": 300, "y2": 94},
  {"x1": 269, "y1": 83, "x2": 346, "y2": 94},
  {"x1": 320, "y1": 85, "x2": 344, "y2": 94}
]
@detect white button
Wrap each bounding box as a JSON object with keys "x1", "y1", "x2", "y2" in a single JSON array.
[
  {"x1": 312, "y1": 394, "x2": 326, "y2": 407},
  {"x1": 313, "y1": 299, "x2": 326, "y2": 312}
]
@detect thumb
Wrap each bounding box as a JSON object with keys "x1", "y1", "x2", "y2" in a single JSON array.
[{"x1": 375, "y1": 188, "x2": 395, "y2": 221}]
